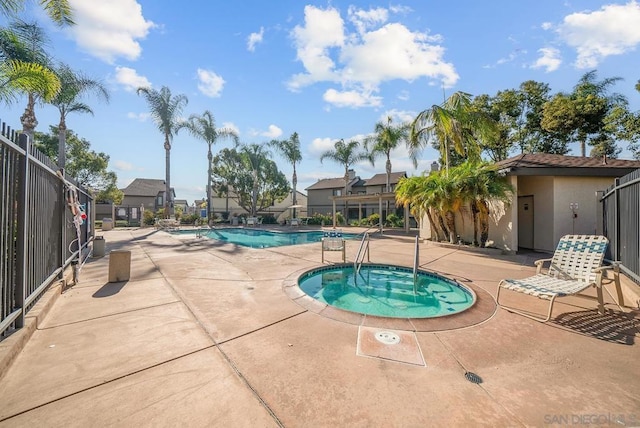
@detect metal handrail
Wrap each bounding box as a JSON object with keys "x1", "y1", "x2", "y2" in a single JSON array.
[
  {"x1": 413, "y1": 236, "x2": 419, "y2": 294},
  {"x1": 354, "y1": 232, "x2": 370, "y2": 276}
]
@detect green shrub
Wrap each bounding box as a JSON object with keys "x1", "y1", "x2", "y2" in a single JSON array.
[
  {"x1": 143, "y1": 210, "x2": 155, "y2": 226},
  {"x1": 261, "y1": 214, "x2": 278, "y2": 224},
  {"x1": 365, "y1": 213, "x2": 380, "y2": 226},
  {"x1": 385, "y1": 213, "x2": 403, "y2": 227}
]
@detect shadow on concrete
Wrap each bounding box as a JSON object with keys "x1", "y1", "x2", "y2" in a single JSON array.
[
  {"x1": 553, "y1": 309, "x2": 639, "y2": 345},
  {"x1": 92, "y1": 281, "x2": 127, "y2": 298}
]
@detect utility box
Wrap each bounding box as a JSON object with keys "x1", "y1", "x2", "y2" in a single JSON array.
[
  {"x1": 102, "y1": 218, "x2": 113, "y2": 231},
  {"x1": 93, "y1": 236, "x2": 105, "y2": 257},
  {"x1": 108, "y1": 250, "x2": 131, "y2": 282}
]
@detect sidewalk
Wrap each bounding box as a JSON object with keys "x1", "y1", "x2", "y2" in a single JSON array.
[{"x1": 0, "y1": 228, "x2": 638, "y2": 427}]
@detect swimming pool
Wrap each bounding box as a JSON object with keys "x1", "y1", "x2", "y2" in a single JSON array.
[
  {"x1": 173, "y1": 228, "x2": 357, "y2": 248},
  {"x1": 298, "y1": 264, "x2": 475, "y2": 318}
]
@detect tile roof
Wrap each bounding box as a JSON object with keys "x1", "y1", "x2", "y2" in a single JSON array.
[
  {"x1": 496, "y1": 153, "x2": 640, "y2": 176},
  {"x1": 306, "y1": 177, "x2": 352, "y2": 190},
  {"x1": 122, "y1": 178, "x2": 167, "y2": 196},
  {"x1": 363, "y1": 172, "x2": 407, "y2": 186}
]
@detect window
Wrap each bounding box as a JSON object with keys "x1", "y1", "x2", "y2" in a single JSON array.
[
  {"x1": 333, "y1": 189, "x2": 342, "y2": 196},
  {"x1": 156, "y1": 195, "x2": 163, "y2": 206}
]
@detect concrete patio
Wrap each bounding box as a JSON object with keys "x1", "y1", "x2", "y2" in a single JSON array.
[{"x1": 0, "y1": 227, "x2": 638, "y2": 427}]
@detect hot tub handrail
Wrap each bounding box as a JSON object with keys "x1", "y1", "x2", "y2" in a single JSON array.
[
  {"x1": 413, "y1": 235, "x2": 419, "y2": 294},
  {"x1": 354, "y1": 232, "x2": 370, "y2": 276}
]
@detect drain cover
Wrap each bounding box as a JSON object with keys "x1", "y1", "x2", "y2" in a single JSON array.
[
  {"x1": 465, "y1": 372, "x2": 483, "y2": 384},
  {"x1": 374, "y1": 331, "x2": 401, "y2": 345}
]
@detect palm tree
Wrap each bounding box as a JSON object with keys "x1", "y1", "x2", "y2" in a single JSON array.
[
  {"x1": 0, "y1": 21, "x2": 55, "y2": 140},
  {"x1": 137, "y1": 86, "x2": 188, "y2": 217},
  {"x1": 269, "y1": 132, "x2": 302, "y2": 218},
  {"x1": 49, "y1": 63, "x2": 109, "y2": 171},
  {"x1": 319, "y1": 138, "x2": 368, "y2": 222},
  {"x1": 365, "y1": 116, "x2": 413, "y2": 192},
  {"x1": 410, "y1": 91, "x2": 497, "y2": 172},
  {"x1": 0, "y1": 0, "x2": 74, "y2": 26},
  {"x1": 453, "y1": 162, "x2": 513, "y2": 247},
  {"x1": 0, "y1": 22, "x2": 59, "y2": 110},
  {"x1": 0, "y1": 59, "x2": 58, "y2": 105},
  {"x1": 177, "y1": 110, "x2": 238, "y2": 222},
  {"x1": 240, "y1": 143, "x2": 272, "y2": 216}
]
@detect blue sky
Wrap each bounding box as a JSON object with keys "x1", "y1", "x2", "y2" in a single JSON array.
[{"x1": 2, "y1": 0, "x2": 640, "y2": 204}]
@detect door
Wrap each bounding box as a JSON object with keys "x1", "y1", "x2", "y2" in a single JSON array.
[{"x1": 518, "y1": 196, "x2": 534, "y2": 249}]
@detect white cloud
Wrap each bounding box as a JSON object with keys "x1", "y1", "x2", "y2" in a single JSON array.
[
  {"x1": 348, "y1": 6, "x2": 388, "y2": 34},
  {"x1": 67, "y1": 0, "x2": 155, "y2": 63},
  {"x1": 260, "y1": 125, "x2": 283, "y2": 138},
  {"x1": 127, "y1": 112, "x2": 150, "y2": 121},
  {"x1": 196, "y1": 69, "x2": 225, "y2": 97},
  {"x1": 323, "y1": 88, "x2": 382, "y2": 108},
  {"x1": 114, "y1": 66, "x2": 151, "y2": 91},
  {"x1": 541, "y1": 22, "x2": 553, "y2": 30},
  {"x1": 288, "y1": 5, "x2": 458, "y2": 109},
  {"x1": 397, "y1": 90, "x2": 410, "y2": 101},
  {"x1": 247, "y1": 27, "x2": 264, "y2": 52},
  {"x1": 531, "y1": 47, "x2": 562, "y2": 72},
  {"x1": 379, "y1": 109, "x2": 416, "y2": 124},
  {"x1": 558, "y1": 1, "x2": 640, "y2": 68},
  {"x1": 114, "y1": 160, "x2": 135, "y2": 171},
  {"x1": 308, "y1": 137, "x2": 336, "y2": 156}
]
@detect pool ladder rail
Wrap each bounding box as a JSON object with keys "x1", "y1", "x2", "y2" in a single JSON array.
[
  {"x1": 413, "y1": 235, "x2": 419, "y2": 294},
  {"x1": 354, "y1": 232, "x2": 371, "y2": 277}
]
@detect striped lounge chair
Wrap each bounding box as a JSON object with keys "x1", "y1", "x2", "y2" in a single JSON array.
[{"x1": 497, "y1": 235, "x2": 611, "y2": 322}]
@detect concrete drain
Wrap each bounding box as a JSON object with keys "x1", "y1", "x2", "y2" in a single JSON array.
[{"x1": 375, "y1": 331, "x2": 401, "y2": 345}]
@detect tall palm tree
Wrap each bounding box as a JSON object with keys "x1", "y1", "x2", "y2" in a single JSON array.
[
  {"x1": 269, "y1": 132, "x2": 302, "y2": 218},
  {"x1": 49, "y1": 63, "x2": 109, "y2": 171},
  {"x1": 177, "y1": 110, "x2": 238, "y2": 222},
  {"x1": 0, "y1": 0, "x2": 74, "y2": 26},
  {"x1": 410, "y1": 91, "x2": 497, "y2": 172},
  {"x1": 240, "y1": 143, "x2": 272, "y2": 216},
  {"x1": 365, "y1": 116, "x2": 413, "y2": 192},
  {"x1": 320, "y1": 138, "x2": 368, "y2": 222},
  {"x1": 137, "y1": 86, "x2": 188, "y2": 217}
]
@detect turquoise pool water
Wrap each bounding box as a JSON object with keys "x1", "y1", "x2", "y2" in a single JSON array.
[
  {"x1": 298, "y1": 264, "x2": 475, "y2": 318},
  {"x1": 173, "y1": 228, "x2": 356, "y2": 248}
]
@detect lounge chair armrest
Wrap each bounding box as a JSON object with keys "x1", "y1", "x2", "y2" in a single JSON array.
[{"x1": 534, "y1": 258, "x2": 552, "y2": 274}]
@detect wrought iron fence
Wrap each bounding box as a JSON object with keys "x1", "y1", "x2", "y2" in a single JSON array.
[
  {"x1": 1, "y1": 120, "x2": 93, "y2": 338},
  {"x1": 601, "y1": 169, "x2": 640, "y2": 285}
]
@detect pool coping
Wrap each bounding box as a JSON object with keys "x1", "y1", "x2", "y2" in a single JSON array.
[{"x1": 283, "y1": 263, "x2": 497, "y2": 332}]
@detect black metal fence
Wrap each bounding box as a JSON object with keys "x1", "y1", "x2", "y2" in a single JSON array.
[
  {"x1": 601, "y1": 169, "x2": 640, "y2": 285},
  {"x1": 1, "y1": 120, "x2": 93, "y2": 338}
]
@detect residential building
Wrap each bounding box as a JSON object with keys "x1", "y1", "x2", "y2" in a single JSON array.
[
  {"x1": 209, "y1": 185, "x2": 307, "y2": 222},
  {"x1": 419, "y1": 154, "x2": 640, "y2": 253},
  {"x1": 306, "y1": 170, "x2": 407, "y2": 220},
  {"x1": 121, "y1": 178, "x2": 175, "y2": 213}
]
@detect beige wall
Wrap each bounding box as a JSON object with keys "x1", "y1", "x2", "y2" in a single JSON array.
[
  {"x1": 552, "y1": 177, "x2": 612, "y2": 244},
  {"x1": 517, "y1": 176, "x2": 554, "y2": 251}
]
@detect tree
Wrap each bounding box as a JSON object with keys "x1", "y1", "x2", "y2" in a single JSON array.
[
  {"x1": 35, "y1": 126, "x2": 123, "y2": 203},
  {"x1": 177, "y1": 110, "x2": 238, "y2": 222},
  {"x1": 269, "y1": 132, "x2": 302, "y2": 218},
  {"x1": 8, "y1": 21, "x2": 54, "y2": 140},
  {"x1": 365, "y1": 116, "x2": 413, "y2": 191},
  {"x1": 0, "y1": 0, "x2": 74, "y2": 26},
  {"x1": 541, "y1": 70, "x2": 627, "y2": 158},
  {"x1": 211, "y1": 146, "x2": 289, "y2": 215},
  {"x1": 0, "y1": 58, "x2": 58, "y2": 105},
  {"x1": 137, "y1": 86, "x2": 188, "y2": 217},
  {"x1": 319, "y1": 138, "x2": 369, "y2": 220},
  {"x1": 410, "y1": 91, "x2": 497, "y2": 171},
  {"x1": 49, "y1": 63, "x2": 109, "y2": 172},
  {"x1": 453, "y1": 162, "x2": 513, "y2": 247}
]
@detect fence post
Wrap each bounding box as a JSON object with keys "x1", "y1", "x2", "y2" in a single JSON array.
[
  {"x1": 15, "y1": 134, "x2": 30, "y2": 328},
  {"x1": 614, "y1": 177, "x2": 620, "y2": 261}
]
